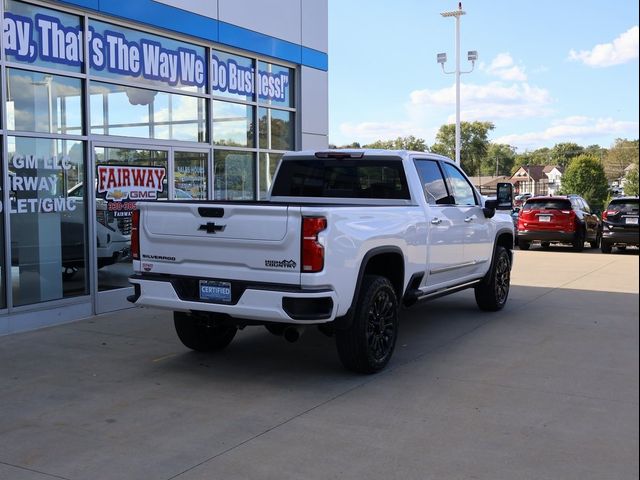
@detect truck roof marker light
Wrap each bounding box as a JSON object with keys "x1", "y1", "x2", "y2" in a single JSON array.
[{"x1": 314, "y1": 151, "x2": 364, "y2": 159}]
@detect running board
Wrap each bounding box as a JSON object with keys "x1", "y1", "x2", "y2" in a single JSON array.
[{"x1": 403, "y1": 280, "x2": 481, "y2": 306}]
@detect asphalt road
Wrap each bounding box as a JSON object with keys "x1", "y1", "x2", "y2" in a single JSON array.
[{"x1": 0, "y1": 247, "x2": 638, "y2": 480}]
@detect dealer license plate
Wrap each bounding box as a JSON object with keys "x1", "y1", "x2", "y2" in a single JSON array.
[
  {"x1": 539, "y1": 215, "x2": 551, "y2": 222},
  {"x1": 625, "y1": 217, "x2": 638, "y2": 225},
  {"x1": 199, "y1": 280, "x2": 231, "y2": 302}
]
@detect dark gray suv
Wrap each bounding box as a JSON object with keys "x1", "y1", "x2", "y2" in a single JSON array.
[{"x1": 601, "y1": 197, "x2": 639, "y2": 253}]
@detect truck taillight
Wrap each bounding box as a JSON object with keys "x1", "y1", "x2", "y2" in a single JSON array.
[
  {"x1": 131, "y1": 209, "x2": 140, "y2": 260},
  {"x1": 302, "y1": 217, "x2": 327, "y2": 273}
]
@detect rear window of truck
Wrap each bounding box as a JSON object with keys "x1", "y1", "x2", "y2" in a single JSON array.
[{"x1": 271, "y1": 159, "x2": 410, "y2": 199}]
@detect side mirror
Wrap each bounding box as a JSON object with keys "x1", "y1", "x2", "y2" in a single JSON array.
[
  {"x1": 483, "y1": 199, "x2": 497, "y2": 218},
  {"x1": 496, "y1": 182, "x2": 513, "y2": 210}
]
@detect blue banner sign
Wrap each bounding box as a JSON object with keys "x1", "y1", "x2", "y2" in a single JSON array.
[
  {"x1": 211, "y1": 54, "x2": 290, "y2": 102},
  {"x1": 4, "y1": 11, "x2": 291, "y2": 101},
  {"x1": 4, "y1": 12, "x2": 207, "y2": 88}
]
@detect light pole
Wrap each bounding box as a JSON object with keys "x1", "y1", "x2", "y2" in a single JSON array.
[{"x1": 437, "y1": 2, "x2": 476, "y2": 167}]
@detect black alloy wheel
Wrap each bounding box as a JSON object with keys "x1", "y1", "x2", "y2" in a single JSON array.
[
  {"x1": 475, "y1": 246, "x2": 511, "y2": 311},
  {"x1": 366, "y1": 286, "x2": 397, "y2": 363},
  {"x1": 336, "y1": 275, "x2": 399, "y2": 374}
]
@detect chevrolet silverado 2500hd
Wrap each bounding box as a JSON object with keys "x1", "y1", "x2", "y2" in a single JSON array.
[{"x1": 129, "y1": 150, "x2": 514, "y2": 373}]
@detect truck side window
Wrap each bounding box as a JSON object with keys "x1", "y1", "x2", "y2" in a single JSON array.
[
  {"x1": 442, "y1": 163, "x2": 477, "y2": 206},
  {"x1": 414, "y1": 159, "x2": 452, "y2": 205}
]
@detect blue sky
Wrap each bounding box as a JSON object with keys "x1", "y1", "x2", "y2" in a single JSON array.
[{"x1": 328, "y1": 0, "x2": 640, "y2": 152}]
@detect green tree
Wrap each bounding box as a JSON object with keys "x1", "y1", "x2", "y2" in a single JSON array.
[
  {"x1": 430, "y1": 121, "x2": 495, "y2": 174},
  {"x1": 550, "y1": 142, "x2": 584, "y2": 168},
  {"x1": 623, "y1": 163, "x2": 639, "y2": 196},
  {"x1": 560, "y1": 154, "x2": 609, "y2": 208},
  {"x1": 603, "y1": 138, "x2": 639, "y2": 181},
  {"x1": 363, "y1": 135, "x2": 427, "y2": 151},
  {"x1": 483, "y1": 144, "x2": 516, "y2": 176}
]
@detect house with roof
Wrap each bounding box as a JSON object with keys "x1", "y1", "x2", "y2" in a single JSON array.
[
  {"x1": 544, "y1": 165, "x2": 564, "y2": 195},
  {"x1": 510, "y1": 165, "x2": 564, "y2": 196},
  {"x1": 469, "y1": 175, "x2": 512, "y2": 196}
]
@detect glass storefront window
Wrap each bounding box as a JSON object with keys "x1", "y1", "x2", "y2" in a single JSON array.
[
  {"x1": 89, "y1": 20, "x2": 206, "y2": 94},
  {"x1": 259, "y1": 108, "x2": 294, "y2": 150},
  {"x1": 7, "y1": 136, "x2": 87, "y2": 306},
  {"x1": 214, "y1": 150, "x2": 255, "y2": 200},
  {"x1": 212, "y1": 100, "x2": 254, "y2": 147},
  {"x1": 0, "y1": 143, "x2": 5, "y2": 309},
  {"x1": 175, "y1": 151, "x2": 207, "y2": 199},
  {"x1": 4, "y1": 0, "x2": 83, "y2": 73},
  {"x1": 6, "y1": 69, "x2": 83, "y2": 134},
  {"x1": 211, "y1": 51, "x2": 255, "y2": 102},
  {"x1": 90, "y1": 81, "x2": 206, "y2": 142},
  {"x1": 259, "y1": 152, "x2": 283, "y2": 200},
  {"x1": 257, "y1": 61, "x2": 294, "y2": 108},
  {"x1": 94, "y1": 147, "x2": 168, "y2": 292}
]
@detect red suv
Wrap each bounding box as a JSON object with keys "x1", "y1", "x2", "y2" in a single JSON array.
[{"x1": 517, "y1": 195, "x2": 601, "y2": 252}]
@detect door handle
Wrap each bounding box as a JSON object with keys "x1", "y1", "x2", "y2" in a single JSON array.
[
  {"x1": 464, "y1": 216, "x2": 474, "y2": 222},
  {"x1": 431, "y1": 218, "x2": 442, "y2": 225}
]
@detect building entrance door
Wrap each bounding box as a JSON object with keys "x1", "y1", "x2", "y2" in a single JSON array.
[{"x1": 92, "y1": 144, "x2": 169, "y2": 314}]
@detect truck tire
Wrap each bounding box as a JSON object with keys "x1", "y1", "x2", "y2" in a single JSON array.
[
  {"x1": 518, "y1": 240, "x2": 530, "y2": 250},
  {"x1": 174, "y1": 312, "x2": 237, "y2": 352},
  {"x1": 601, "y1": 241, "x2": 612, "y2": 254},
  {"x1": 474, "y1": 246, "x2": 511, "y2": 312},
  {"x1": 335, "y1": 275, "x2": 399, "y2": 374}
]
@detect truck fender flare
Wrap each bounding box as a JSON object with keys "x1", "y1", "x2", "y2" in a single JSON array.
[
  {"x1": 334, "y1": 246, "x2": 404, "y2": 330},
  {"x1": 482, "y1": 229, "x2": 514, "y2": 282}
]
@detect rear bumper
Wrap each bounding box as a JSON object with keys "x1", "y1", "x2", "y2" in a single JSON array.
[
  {"x1": 128, "y1": 274, "x2": 338, "y2": 324},
  {"x1": 517, "y1": 230, "x2": 576, "y2": 243},
  {"x1": 602, "y1": 230, "x2": 640, "y2": 246}
]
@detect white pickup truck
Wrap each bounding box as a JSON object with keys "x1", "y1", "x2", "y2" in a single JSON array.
[{"x1": 129, "y1": 150, "x2": 514, "y2": 373}]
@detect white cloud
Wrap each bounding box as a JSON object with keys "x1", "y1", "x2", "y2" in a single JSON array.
[
  {"x1": 409, "y1": 81, "x2": 553, "y2": 121},
  {"x1": 568, "y1": 26, "x2": 639, "y2": 67},
  {"x1": 494, "y1": 116, "x2": 640, "y2": 149},
  {"x1": 481, "y1": 53, "x2": 527, "y2": 81}
]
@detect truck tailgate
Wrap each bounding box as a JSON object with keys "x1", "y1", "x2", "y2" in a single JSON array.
[{"x1": 137, "y1": 202, "x2": 302, "y2": 285}]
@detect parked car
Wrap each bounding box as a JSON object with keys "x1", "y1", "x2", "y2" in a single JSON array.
[
  {"x1": 601, "y1": 196, "x2": 639, "y2": 253},
  {"x1": 517, "y1": 195, "x2": 601, "y2": 252},
  {"x1": 511, "y1": 207, "x2": 520, "y2": 245},
  {"x1": 514, "y1": 193, "x2": 532, "y2": 208}
]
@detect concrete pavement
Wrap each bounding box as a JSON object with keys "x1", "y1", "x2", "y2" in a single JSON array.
[{"x1": 0, "y1": 248, "x2": 638, "y2": 480}]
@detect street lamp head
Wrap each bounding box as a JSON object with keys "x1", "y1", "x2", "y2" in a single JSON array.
[
  {"x1": 467, "y1": 50, "x2": 478, "y2": 62},
  {"x1": 437, "y1": 52, "x2": 447, "y2": 64},
  {"x1": 441, "y1": 2, "x2": 465, "y2": 17}
]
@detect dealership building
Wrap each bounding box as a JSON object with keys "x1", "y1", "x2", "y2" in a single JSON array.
[{"x1": 0, "y1": 0, "x2": 328, "y2": 334}]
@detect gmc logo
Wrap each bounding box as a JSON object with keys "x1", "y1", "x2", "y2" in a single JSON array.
[{"x1": 129, "y1": 191, "x2": 158, "y2": 199}]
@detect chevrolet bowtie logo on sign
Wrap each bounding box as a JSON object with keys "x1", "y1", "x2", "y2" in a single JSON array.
[{"x1": 199, "y1": 222, "x2": 226, "y2": 234}]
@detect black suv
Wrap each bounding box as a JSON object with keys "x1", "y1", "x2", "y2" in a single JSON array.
[{"x1": 601, "y1": 197, "x2": 639, "y2": 253}]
